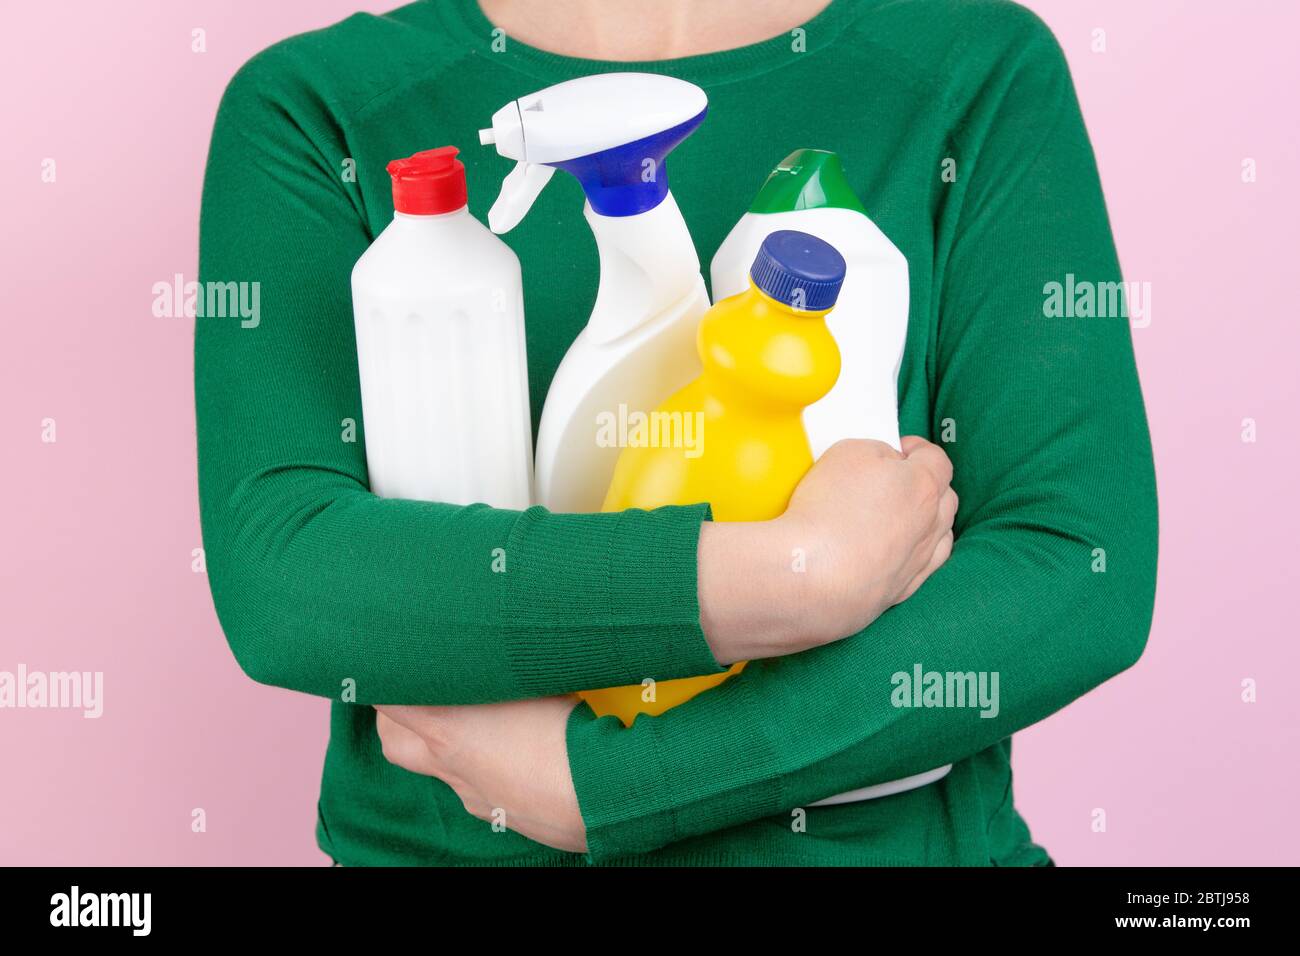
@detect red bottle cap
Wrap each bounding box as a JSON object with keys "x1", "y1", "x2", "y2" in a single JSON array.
[{"x1": 387, "y1": 146, "x2": 467, "y2": 215}]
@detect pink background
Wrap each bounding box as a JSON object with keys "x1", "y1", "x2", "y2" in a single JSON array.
[{"x1": 1, "y1": 1, "x2": 1296, "y2": 866}]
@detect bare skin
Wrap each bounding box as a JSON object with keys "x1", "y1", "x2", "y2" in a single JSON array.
[
  {"x1": 374, "y1": 0, "x2": 958, "y2": 855},
  {"x1": 378, "y1": 436, "x2": 956, "y2": 853},
  {"x1": 700, "y1": 437, "x2": 956, "y2": 665},
  {"x1": 478, "y1": 0, "x2": 835, "y2": 61}
]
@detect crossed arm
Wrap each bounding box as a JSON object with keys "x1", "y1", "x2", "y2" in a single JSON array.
[
  {"x1": 363, "y1": 30, "x2": 1157, "y2": 859},
  {"x1": 197, "y1": 35, "x2": 1156, "y2": 861}
]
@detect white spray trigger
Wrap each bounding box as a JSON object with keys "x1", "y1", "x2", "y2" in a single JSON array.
[{"x1": 487, "y1": 161, "x2": 556, "y2": 235}]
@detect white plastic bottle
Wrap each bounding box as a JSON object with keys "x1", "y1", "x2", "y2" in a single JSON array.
[
  {"x1": 713, "y1": 148, "x2": 951, "y2": 807},
  {"x1": 351, "y1": 146, "x2": 532, "y2": 508},
  {"x1": 479, "y1": 73, "x2": 710, "y2": 513},
  {"x1": 712, "y1": 149, "x2": 910, "y2": 454}
]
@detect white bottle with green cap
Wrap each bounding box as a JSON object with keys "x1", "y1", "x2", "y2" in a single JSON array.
[
  {"x1": 714, "y1": 150, "x2": 951, "y2": 807},
  {"x1": 711, "y1": 148, "x2": 910, "y2": 455}
]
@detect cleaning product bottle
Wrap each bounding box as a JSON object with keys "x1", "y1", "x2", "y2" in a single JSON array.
[
  {"x1": 351, "y1": 146, "x2": 532, "y2": 508},
  {"x1": 479, "y1": 73, "x2": 711, "y2": 513},
  {"x1": 711, "y1": 149, "x2": 910, "y2": 454},
  {"x1": 588, "y1": 228, "x2": 952, "y2": 806},
  {"x1": 579, "y1": 230, "x2": 845, "y2": 724},
  {"x1": 713, "y1": 156, "x2": 952, "y2": 805}
]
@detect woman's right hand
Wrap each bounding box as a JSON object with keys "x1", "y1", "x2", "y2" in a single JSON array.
[{"x1": 699, "y1": 437, "x2": 957, "y2": 664}]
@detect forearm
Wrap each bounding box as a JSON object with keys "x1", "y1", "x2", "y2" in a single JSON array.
[
  {"x1": 197, "y1": 53, "x2": 724, "y2": 705},
  {"x1": 198, "y1": 458, "x2": 720, "y2": 703},
  {"x1": 565, "y1": 14, "x2": 1159, "y2": 860},
  {"x1": 570, "y1": 512, "x2": 1156, "y2": 858},
  {"x1": 698, "y1": 519, "x2": 822, "y2": 664}
]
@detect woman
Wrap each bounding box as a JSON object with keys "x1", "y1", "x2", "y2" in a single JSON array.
[{"x1": 196, "y1": 0, "x2": 1157, "y2": 865}]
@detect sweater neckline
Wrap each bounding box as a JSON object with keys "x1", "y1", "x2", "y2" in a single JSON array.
[{"x1": 430, "y1": 0, "x2": 870, "y2": 86}]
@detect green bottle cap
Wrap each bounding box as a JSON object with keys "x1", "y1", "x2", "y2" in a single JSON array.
[{"x1": 748, "y1": 148, "x2": 867, "y2": 215}]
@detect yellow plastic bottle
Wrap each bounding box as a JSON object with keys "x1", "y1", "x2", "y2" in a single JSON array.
[{"x1": 580, "y1": 230, "x2": 848, "y2": 725}]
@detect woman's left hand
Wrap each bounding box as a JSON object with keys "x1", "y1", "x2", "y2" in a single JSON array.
[{"x1": 374, "y1": 696, "x2": 588, "y2": 854}]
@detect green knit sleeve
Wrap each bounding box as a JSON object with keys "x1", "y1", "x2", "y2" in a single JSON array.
[
  {"x1": 566, "y1": 23, "x2": 1158, "y2": 860},
  {"x1": 195, "y1": 54, "x2": 722, "y2": 704}
]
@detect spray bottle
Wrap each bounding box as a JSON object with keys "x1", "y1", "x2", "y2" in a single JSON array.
[{"x1": 479, "y1": 73, "x2": 710, "y2": 512}]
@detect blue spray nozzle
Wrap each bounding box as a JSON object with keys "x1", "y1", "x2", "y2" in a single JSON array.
[
  {"x1": 480, "y1": 74, "x2": 709, "y2": 233},
  {"x1": 552, "y1": 107, "x2": 707, "y2": 217}
]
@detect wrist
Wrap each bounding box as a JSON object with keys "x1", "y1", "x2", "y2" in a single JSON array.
[{"x1": 697, "y1": 517, "x2": 825, "y2": 662}]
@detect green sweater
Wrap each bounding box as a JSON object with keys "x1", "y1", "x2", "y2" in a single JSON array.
[{"x1": 196, "y1": 0, "x2": 1157, "y2": 866}]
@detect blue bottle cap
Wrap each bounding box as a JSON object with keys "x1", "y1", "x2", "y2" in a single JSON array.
[{"x1": 749, "y1": 230, "x2": 847, "y2": 311}]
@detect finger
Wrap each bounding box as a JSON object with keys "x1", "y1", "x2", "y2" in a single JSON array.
[
  {"x1": 375, "y1": 712, "x2": 441, "y2": 775},
  {"x1": 860, "y1": 438, "x2": 906, "y2": 459},
  {"x1": 899, "y1": 435, "x2": 928, "y2": 455},
  {"x1": 938, "y1": 487, "x2": 959, "y2": 530},
  {"x1": 826, "y1": 437, "x2": 903, "y2": 461},
  {"x1": 903, "y1": 439, "x2": 954, "y2": 489},
  {"x1": 375, "y1": 703, "x2": 447, "y2": 733},
  {"x1": 895, "y1": 570, "x2": 925, "y2": 604},
  {"x1": 896, "y1": 530, "x2": 954, "y2": 604},
  {"x1": 930, "y1": 529, "x2": 954, "y2": 569}
]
